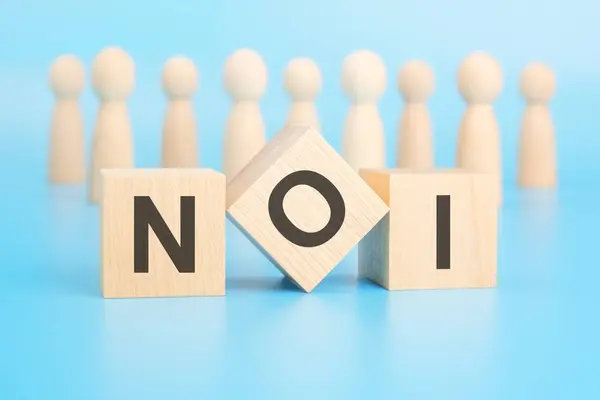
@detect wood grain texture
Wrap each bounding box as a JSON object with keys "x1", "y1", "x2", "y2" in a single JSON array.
[
  {"x1": 101, "y1": 168, "x2": 225, "y2": 298},
  {"x1": 359, "y1": 168, "x2": 498, "y2": 290},
  {"x1": 227, "y1": 125, "x2": 389, "y2": 293}
]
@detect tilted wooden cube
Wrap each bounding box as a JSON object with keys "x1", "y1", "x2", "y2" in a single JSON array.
[
  {"x1": 227, "y1": 126, "x2": 389, "y2": 292},
  {"x1": 101, "y1": 169, "x2": 226, "y2": 298},
  {"x1": 358, "y1": 169, "x2": 498, "y2": 290}
]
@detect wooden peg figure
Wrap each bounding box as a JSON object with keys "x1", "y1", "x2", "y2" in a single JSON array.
[
  {"x1": 88, "y1": 46, "x2": 136, "y2": 204},
  {"x1": 518, "y1": 63, "x2": 557, "y2": 188},
  {"x1": 284, "y1": 57, "x2": 322, "y2": 132},
  {"x1": 161, "y1": 56, "x2": 199, "y2": 168},
  {"x1": 222, "y1": 49, "x2": 267, "y2": 182},
  {"x1": 456, "y1": 52, "x2": 503, "y2": 204},
  {"x1": 341, "y1": 50, "x2": 387, "y2": 171},
  {"x1": 48, "y1": 54, "x2": 86, "y2": 184},
  {"x1": 396, "y1": 60, "x2": 435, "y2": 169}
]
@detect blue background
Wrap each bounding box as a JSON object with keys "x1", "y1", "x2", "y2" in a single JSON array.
[{"x1": 1, "y1": 0, "x2": 598, "y2": 398}]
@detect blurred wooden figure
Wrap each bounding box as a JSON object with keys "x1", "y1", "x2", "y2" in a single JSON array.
[
  {"x1": 396, "y1": 60, "x2": 435, "y2": 169},
  {"x1": 48, "y1": 55, "x2": 86, "y2": 184},
  {"x1": 456, "y1": 52, "x2": 503, "y2": 204},
  {"x1": 222, "y1": 49, "x2": 267, "y2": 182},
  {"x1": 88, "y1": 47, "x2": 136, "y2": 204},
  {"x1": 161, "y1": 56, "x2": 199, "y2": 168},
  {"x1": 518, "y1": 63, "x2": 557, "y2": 188},
  {"x1": 341, "y1": 50, "x2": 387, "y2": 171},
  {"x1": 284, "y1": 57, "x2": 322, "y2": 132}
]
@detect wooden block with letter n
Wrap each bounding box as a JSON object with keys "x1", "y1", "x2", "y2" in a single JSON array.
[
  {"x1": 101, "y1": 169, "x2": 226, "y2": 298},
  {"x1": 227, "y1": 126, "x2": 389, "y2": 292},
  {"x1": 358, "y1": 169, "x2": 498, "y2": 290}
]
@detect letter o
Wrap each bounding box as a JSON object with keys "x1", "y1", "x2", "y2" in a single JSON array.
[{"x1": 268, "y1": 170, "x2": 346, "y2": 247}]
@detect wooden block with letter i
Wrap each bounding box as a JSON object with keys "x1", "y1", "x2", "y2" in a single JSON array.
[
  {"x1": 101, "y1": 169, "x2": 226, "y2": 298},
  {"x1": 227, "y1": 126, "x2": 389, "y2": 292},
  {"x1": 358, "y1": 169, "x2": 498, "y2": 290}
]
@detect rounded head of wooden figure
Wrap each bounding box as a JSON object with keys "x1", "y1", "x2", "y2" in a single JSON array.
[
  {"x1": 49, "y1": 54, "x2": 85, "y2": 99},
  {"x1": 91, "y1": 46, "x2": 135, "y2": 102},
  {"x1": 223, "y1": 48, "x2": 267, "y2": 102},
  {"x1": 284, "y1": 57, "x2": 322, "y2": 102},
  {"x1": 520, "y1": 63, "x2": 556, "y2": 103},
  {"x1": 397, "y1": 60, "x2": 435, "y2": 103},
  {"x1": 457, "y1": 52, "x2": 503, "y2": 104},
  {"x1": 162, "y1": 56, "x2": 199, "y2": 100},
  {"x1": 341, "y1": 50, "x2": 387, "y2": 105}
]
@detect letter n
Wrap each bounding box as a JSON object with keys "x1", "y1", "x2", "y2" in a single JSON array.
[{"x1": 133, "y1": 196, "x2": 195, "y2": 273}]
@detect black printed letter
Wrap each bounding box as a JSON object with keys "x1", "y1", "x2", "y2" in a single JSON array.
[
  {"x1": 436, "y1": 195, "x2": 451, "y2": 270},
  {"x1": 268, "y1": 170, "x2": 345, "y2": 247},
  {"x1": 133, "y1": 196, "x2": 195, "y2": 273}
]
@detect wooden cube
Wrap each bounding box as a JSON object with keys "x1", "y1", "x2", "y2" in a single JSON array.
[
  {"x1": 227, "y1": 126, "x2": 389, "y2": 292},
  {"x1": 101, "y1": 169, "x2": 226, "y2": 298},
  {"x1": 358, "y1": 169, "x2": 498, "y2": 290}
]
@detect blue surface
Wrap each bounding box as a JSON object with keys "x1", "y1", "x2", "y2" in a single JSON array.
[
  {"x1": 2, "y1": 173, "x2": 599, "y2": 399},
  {"x1": 2, "y1": 0, "x2": 600, "y2": 398}
]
